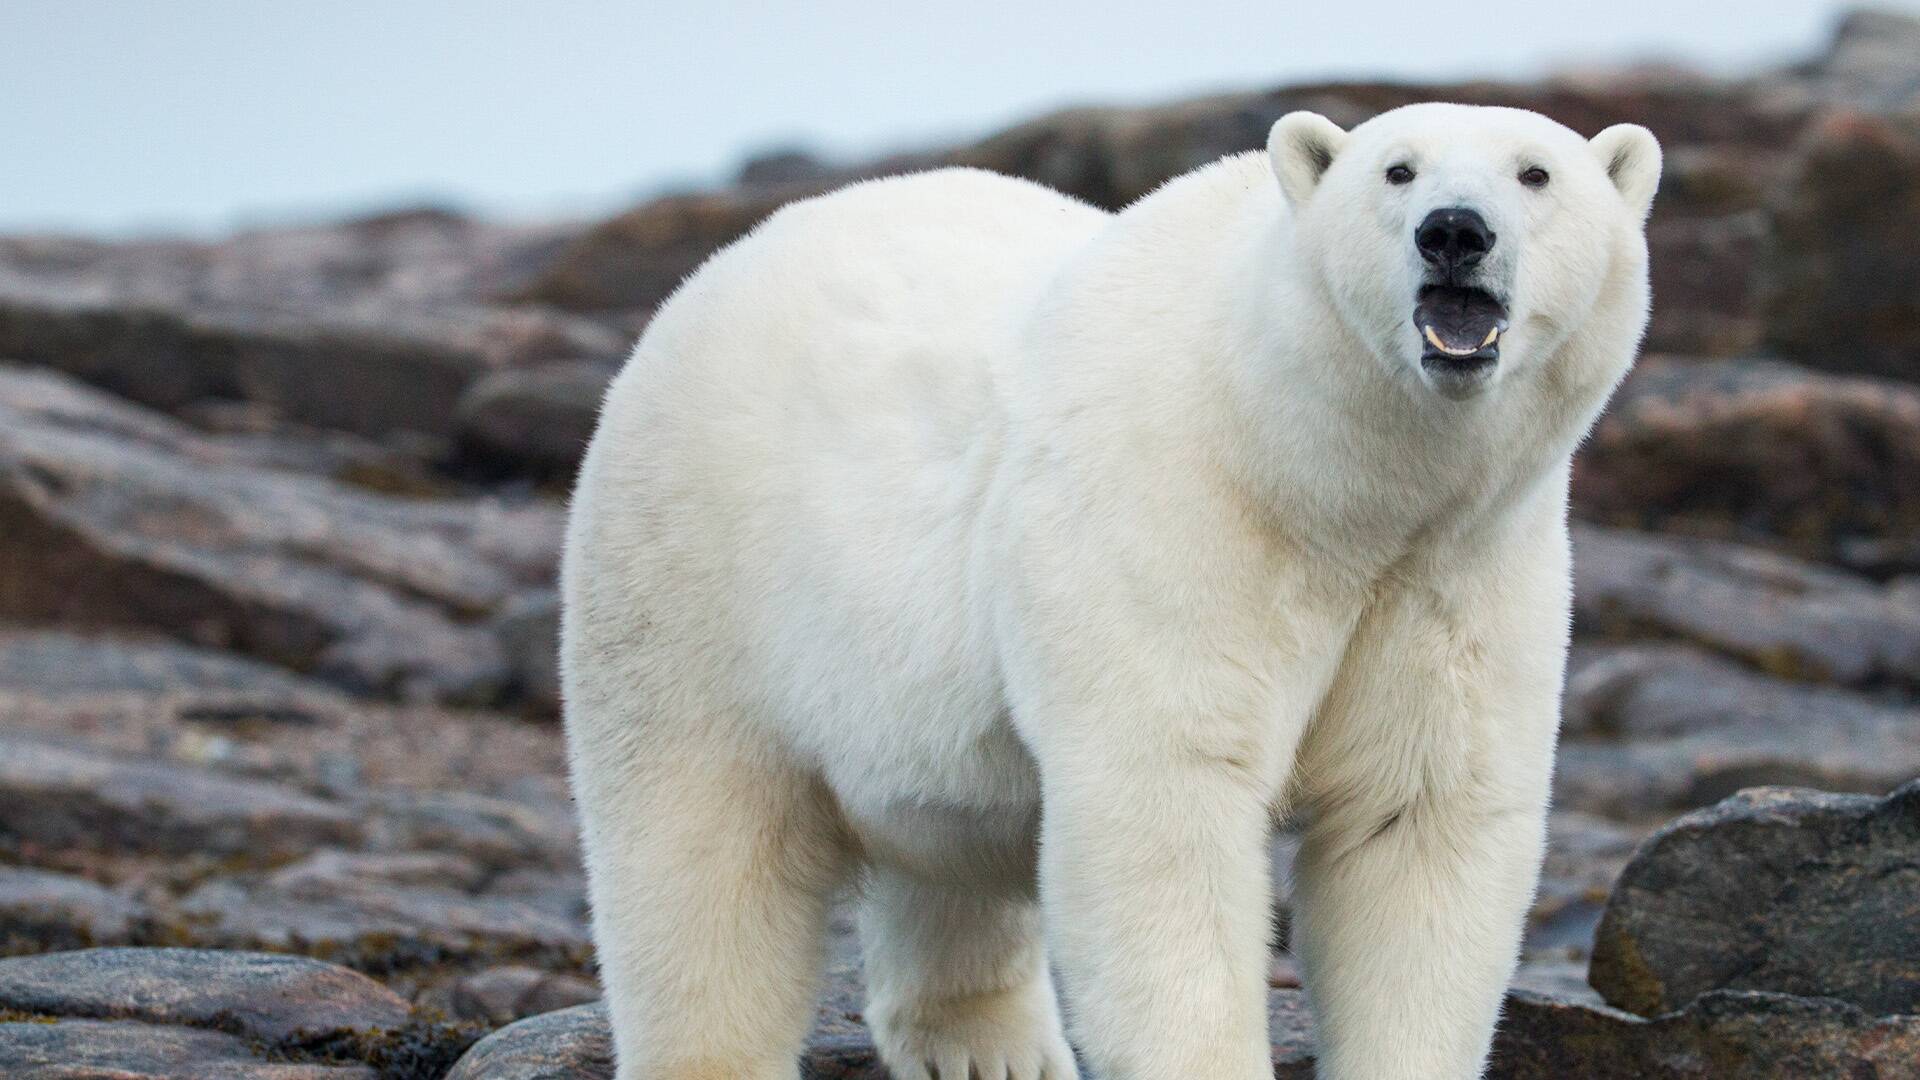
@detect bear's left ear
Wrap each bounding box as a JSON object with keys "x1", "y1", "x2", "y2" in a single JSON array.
[
  {"x1": 1589, "y1": 124, "x2": 1662, "y2": 220},
  {"x1": 1268, "y1": 112, "x2": 1348, "y2": 209}
]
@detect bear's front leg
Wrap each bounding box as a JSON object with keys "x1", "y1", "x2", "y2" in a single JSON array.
[
  {"x1": 1287, "y1": 518, "x2": 1568, "y2": 1080},
  {"x1": 1291, "y1": 784, "x2": 1549, "y2": 1080},
  {"x1": 1036, "y1": 746, "x2": 1282, "y2": 1080}
]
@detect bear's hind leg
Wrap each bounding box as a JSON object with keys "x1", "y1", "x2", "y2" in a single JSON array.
[
  {"x1": 575, "y1": 737, "x2": 848, "y2": 1080},
  {"x1": 859, "y1": 866, "x2": 1079, "y2": 1080}
]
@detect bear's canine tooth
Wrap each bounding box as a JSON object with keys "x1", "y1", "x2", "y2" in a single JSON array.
[{"x1": 1481, "y1": 326, "x2": 1500, "y2": 348}]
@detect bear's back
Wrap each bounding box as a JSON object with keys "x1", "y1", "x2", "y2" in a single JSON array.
[{"x1": 567, "y1": 170, "x2": 1110, "y2": 788}]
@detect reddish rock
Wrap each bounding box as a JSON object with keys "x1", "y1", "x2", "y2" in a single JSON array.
[
  {"x1": 1574, "y1": 358, "x2": 1920, "y2": 574},
  {"x1": 1761, "y1": 111, "x2": 1920, "y2": 383}
]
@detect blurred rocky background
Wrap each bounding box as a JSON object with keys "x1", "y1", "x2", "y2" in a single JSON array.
[{"x1": 4, "y1": 9, "x2": 1920, "y2": 1079}]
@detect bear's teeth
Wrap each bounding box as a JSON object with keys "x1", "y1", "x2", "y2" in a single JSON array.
[
  {"x1": 1481, "y1": 326, "x2": 1501, "y2": 348},
  {"x1": 1423, "y1": 325, "x2": 1484, "y2": 356}
]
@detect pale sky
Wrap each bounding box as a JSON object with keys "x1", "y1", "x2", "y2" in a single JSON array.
[{"x1": 3, "y1": 1, "x2": 1912, "y2": 235}]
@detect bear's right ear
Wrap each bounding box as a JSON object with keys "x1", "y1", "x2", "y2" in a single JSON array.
[{"x1": 1268, "y1": 112, "x2": 1348, "y2": 209}]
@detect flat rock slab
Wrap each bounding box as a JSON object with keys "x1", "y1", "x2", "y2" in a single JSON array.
[
  {"x1": 0, "y1": 364, "x2": 564, "y2": 704},
  {"x1": 0, "y1": 867, "x2": 142, "y2": 952},
  {"x1": 1556, "y1": 644, "x2": 1920, "y2": 818},
  {"x1": 0, "y1": 948, "x2": 409, "y2": 1043},
  {"x1": 176, "y1": 876, "x2": 589, "y2": 969},
  {"x1": 0, "y1": 1018, "x2": 376, "y2": 1079},
  {"x1": 0, "y1": 735, "x2": 359, "y2": 859},
  {"x1": 1590, "y1": 781, "x2": 1920, "y2": 1017},
  {"x1": 1572, "y1": 524, "x2": 1920, "y2": 686},
  {"x1": 0, "y1": 292, "x2": 622, "y2": 441}
]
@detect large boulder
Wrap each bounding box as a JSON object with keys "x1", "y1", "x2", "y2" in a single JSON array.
[
  {"x1": 1761, "y1": 111, "x2": 1920, "y2": 383},
  {"x1": 1590, "y1": 781, "x2": 1920, "y2": 1017},
  {"x1": 0, "y1": 365, "x2": 564, "y2": 702},
  {"x1": 1573, "y1": 358, "x2": 1920, "y2": 575}
]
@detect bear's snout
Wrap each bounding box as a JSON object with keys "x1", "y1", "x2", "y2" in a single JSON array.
[{"x1": 1415, "y1": 207, "x2": 1495, "y2": 278}]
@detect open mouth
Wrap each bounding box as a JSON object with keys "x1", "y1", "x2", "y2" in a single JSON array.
[{"x1": 1414, "y1": 285, "x2": 1509, "y2": 373}]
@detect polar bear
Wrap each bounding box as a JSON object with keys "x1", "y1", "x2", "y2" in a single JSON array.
[{"x1": 562, "y1": 102, "x2": 1659, "y2": 1080}]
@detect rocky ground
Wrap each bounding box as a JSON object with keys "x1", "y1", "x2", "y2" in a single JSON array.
[{"x1": 4, "y1": 9, "x2": 1920, "y2": 1079}]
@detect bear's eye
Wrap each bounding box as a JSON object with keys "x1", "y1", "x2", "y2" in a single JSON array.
[
  {"x1": 1385, "y1": 164, "x2": 1415, "y2": 186},
  {"x1": 1520, "y1": 166, "x2": 1550, "y2": 188}
]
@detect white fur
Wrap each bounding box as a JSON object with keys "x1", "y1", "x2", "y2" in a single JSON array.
[{"x1": 562, "y1": 103, "x2": 1657, "y2": 1080}]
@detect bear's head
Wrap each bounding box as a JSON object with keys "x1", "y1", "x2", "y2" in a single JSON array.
[{"x1": 1267, "y1": 102, "x2": 1660, "y2": 401}]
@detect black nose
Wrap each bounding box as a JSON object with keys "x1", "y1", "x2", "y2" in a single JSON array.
[{"x1": 1416, "y1": 208, "x2": 1495, "y2": 273}]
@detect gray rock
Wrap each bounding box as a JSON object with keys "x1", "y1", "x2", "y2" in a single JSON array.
[
  {"x1": 456, "y1": 361, "x2": 613, "y2": 477},
  {"x1": 441, "y1": 985, "x2": 1920, "y2": 1080},
  {"x1": 0, "y1": 365, "x2": 564, "y2": 703},
  {"x1": 0, "y1": 866, "x2": 142, "y2": 951},
  {"x1": 1590, "y1": 781, "x2": 1920, "y2": 1017},
  {"x1": 1751, "y1": 9, "x2": 1920, "y2": 115},
  {"x1": 434, "y1": 965, "x2": 600, "y2": 1026},
  {"x1": 1526, "y1": 812, "x2": 1644, "y2": 961},
  {"x1": 1572, "y1": 525, "x2": 1920, "y2": 687},
  {"x1": 1554, "y1": 645, "x2": 1920, "y2": 818},
  {"x1": 441, "y1": 999, "x2": 946, "y2": 1080},
  {"x1": 175, "y1": 875, "x2": 589, "y2": 967},
  {"x1": 0, "y1": 948, "x2": 409, "y2": 1043},
  {"x1": 494, "y1": 590, "x2": 561, "y2": 715},
  {"x1": 442, "y1": 1003, "x2": 614, "y2": 1080},
  {"x1": 0, "y1": 1019, "x2": 376, "y2": 1079},
  {"x1": 359, "y1": 788, "x2": 579, "y2": 873},
  {"x1": 0, "y1": 209, "x2": 577, "y2": 315},
  {"x1": 263, "y1": 849, "x2": 490, "y2": 893},
  {"x1": 0, "y1": 735, "x2": 359, "y2": 859},
  {"x1": 0, "y1": 290, "x2": 624, "y2": 442},
  {"x1": 0, "y1": 628, "x2": 327, "y2": 698}
]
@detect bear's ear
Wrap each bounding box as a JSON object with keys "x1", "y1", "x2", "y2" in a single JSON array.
[
  {"x1": 1589, "y1": 124, "x2": 1662, "y2": 220},
  {"x1": 1268, "y1": 112, "x2": 1348, "y2": 209}
]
